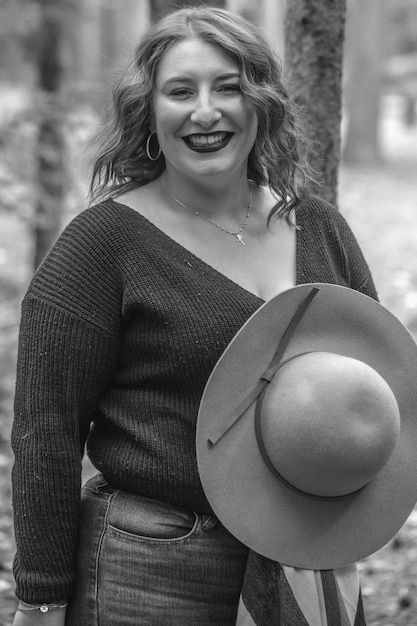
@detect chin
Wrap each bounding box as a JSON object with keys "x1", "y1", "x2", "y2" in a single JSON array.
[{"x1": 188, "y1": 157, "x2": 244, "y2": 180}]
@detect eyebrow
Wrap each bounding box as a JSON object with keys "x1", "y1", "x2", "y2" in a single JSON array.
[{"x1": 161, "y1": 72, "x2": 241, "y2": 86}]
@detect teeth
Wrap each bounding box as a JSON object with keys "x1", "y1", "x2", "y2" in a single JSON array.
[{"x1": 187, "y1": 132, "x2": 229, "y2": 147}]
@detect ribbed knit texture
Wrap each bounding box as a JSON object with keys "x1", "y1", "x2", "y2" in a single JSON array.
[{"x1": 11, "y1": 195, "x2": 377, "y2": 603}]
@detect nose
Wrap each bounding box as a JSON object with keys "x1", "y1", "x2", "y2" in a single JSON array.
[{"x1": 190, "y1": 92, "x2": 222, "y2": 127}]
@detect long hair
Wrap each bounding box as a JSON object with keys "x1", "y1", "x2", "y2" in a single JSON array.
[{"x1": 89, "y1": 6, "x2": 313, "y2": 221}]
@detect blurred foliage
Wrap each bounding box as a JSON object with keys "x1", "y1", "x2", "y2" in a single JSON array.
[
  {"x1": 388, "y1": 0, "x2": 417, "y2": 55},
  {"x1": 150, "y1": 0, "x2": 225, "y2": 20},
  {"x1": 0, "y1": 0, "x2": 416, "y2": 84},
  {"x1": 0, "y1": 0, "x2": 40, "y2": 39}
]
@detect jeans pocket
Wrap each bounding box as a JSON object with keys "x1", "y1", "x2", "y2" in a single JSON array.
[{"x1": 106, "y1": 491, "x2": 199, "y2": 543}]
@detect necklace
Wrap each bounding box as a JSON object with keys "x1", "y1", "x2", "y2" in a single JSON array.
[{"x1": 170, "y1": 185, "x2": 252, "y2": 246}]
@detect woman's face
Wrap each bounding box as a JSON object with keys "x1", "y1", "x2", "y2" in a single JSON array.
[{"x1": 152, "y1": 37, "x2": 258, "y2": 186}]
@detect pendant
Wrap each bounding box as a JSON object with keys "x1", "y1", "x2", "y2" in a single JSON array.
[{"x1": 236, "y1": 234, "x2": 245, "y2": 246}]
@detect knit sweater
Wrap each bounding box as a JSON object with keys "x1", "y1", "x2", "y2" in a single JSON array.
[{"x1": 11, "y1": 195, "x2": 377, "y2": 603}]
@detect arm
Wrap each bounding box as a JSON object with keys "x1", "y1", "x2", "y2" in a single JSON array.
[
  {"x1": 329, "y1": 207, "x2": 378, "y2": 300},
  {"x1": 12, "y1": 207, "x2": 123, "y2": 603},
  {"x1": 12, "y1": 606, "x2": 66, "y2": 626},
  {"x1": 12, "y1": 299, "x2": 120, "y2": 602}
]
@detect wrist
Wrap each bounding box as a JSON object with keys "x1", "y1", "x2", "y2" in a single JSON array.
[{"x1": 17, "y1": 601, "x2": 67, "y2": 613}]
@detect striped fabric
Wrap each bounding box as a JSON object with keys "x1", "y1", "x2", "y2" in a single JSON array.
[{"x1": 236, "y1": 553, "x2": 366, "y2": 625}]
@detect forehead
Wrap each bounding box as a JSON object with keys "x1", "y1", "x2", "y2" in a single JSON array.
[{"x1": 155, "y1": 37, "x2": 239, "y2": 83}]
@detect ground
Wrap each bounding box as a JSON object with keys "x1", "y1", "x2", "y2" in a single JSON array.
[{"x1": 0, "y1": 96, "x2": 416, "y2": 625}]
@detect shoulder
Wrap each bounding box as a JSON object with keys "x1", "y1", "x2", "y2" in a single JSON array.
[
  {"x1": 64, "y1": 200, "x2": 138, "y2": 244},
  {"x1": 295, "y1": 194, "x2": 378, "y2": 299},
  {"x1": 295, "y1": 193, "x2": 361, "y2": 246},
  {"x1": 295, "y1": 194, "x2": 349, "y2": 228},
  {"x1": 25, "y1": 200, "x2": 140, "y2": 316},
  {"x1": 39, "y1": 200, "x2": 147, "y2": 269}
]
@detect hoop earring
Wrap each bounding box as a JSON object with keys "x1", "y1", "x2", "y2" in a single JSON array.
[{"x1": 145, "y1": 133, "x2": 162, "y2": 161}]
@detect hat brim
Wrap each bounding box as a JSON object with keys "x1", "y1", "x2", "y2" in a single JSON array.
[{"x1": 196, "y1": 284, "x2": 417, "y2": 569}]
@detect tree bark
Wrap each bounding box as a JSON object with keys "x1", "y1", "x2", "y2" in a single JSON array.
[{"x1": 284, "y1": 0, "x2": 346, "y2": 206}]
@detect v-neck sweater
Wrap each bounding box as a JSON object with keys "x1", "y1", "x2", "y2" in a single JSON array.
[{"x1": 12, "y1": 194, "x2": 377, "y2": 603}]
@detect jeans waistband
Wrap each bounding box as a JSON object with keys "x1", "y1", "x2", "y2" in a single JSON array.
[{"x1": 83, "y1": 473, "x2": 219, "y2": 532}]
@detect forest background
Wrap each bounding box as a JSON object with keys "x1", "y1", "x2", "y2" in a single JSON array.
[{"x1": 0, "y1": 0, "x2": 416, "y2": 624}]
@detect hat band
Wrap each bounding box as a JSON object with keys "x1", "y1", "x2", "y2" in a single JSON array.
[{"x1": 208, "y1": 286, "x2": 321, "y2": 447}]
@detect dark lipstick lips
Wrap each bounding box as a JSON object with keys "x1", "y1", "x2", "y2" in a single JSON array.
[{"x1": 183, "y1": 132, "x2": 233, "y2": 153}]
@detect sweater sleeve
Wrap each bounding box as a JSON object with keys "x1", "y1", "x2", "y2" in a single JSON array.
[
  {"x1": 297, "y1": 196, "x2": 378, "y2": 302},
  {"x1": 11, "y1": 206, "x2": 124, "y2": 603},
  {"x1": 325, "y1": 204, "x2": 378, "y2": 301}
]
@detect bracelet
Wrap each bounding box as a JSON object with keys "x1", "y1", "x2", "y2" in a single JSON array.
[{"x1": 17, "y1": 600, "x2": 67, "y2": 613}]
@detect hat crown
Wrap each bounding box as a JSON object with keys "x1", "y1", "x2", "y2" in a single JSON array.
[{"x1": 261, "y1": 352, "x2": 401, "y2": 498}]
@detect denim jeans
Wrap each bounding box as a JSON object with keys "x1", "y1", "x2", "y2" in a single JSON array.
[{"x1": 65, "y1": 474, "x2": 249, "y2": 625}]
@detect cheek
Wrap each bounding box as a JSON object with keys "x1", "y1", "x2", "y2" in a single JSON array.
[
  {"x1": 154, "y1": 105, "x2": 186, "y2": 140},
  {"x1": 245, "y1": 111, "x2": 259, "y2": 143}
]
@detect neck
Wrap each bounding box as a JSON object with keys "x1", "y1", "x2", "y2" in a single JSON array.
[{"x1": 161, "y1": 171, "x2": 252, "y2": 220}]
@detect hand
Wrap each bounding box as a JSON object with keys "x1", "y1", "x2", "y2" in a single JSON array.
[{"x1": 12, "y1": 606, "x2": 67, "y2": 626}]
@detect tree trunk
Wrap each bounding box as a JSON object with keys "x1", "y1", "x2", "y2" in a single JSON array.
[
  {"x1": 343, "y1": 0, "x2": 387, "y2": 164},
  {"x1": 150, "y1": 0, "x2": 225, "y2": 22},
  {"x1": 284, "y1": 0, "x2": 346, "y2": 206},
  {"x1": 33, "y1": 2, "x2": 66, "y2": 269}
]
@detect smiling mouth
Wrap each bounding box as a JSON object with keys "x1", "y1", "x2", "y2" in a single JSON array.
[{"x1": 183, "y1": 132, "x2": 233, "y2": 153}]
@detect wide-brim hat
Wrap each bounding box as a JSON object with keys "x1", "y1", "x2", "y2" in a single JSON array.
[{"x1": 196, "y1": 283, "x2": 417, "y2": 569}]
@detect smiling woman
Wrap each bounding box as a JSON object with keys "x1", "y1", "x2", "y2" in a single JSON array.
[
  {"x1": 152, "y1": 37, "x2": 258, "y2": 190},
  {"x1": 11, "y1": 5, "x2": 378, "y2": 626}
]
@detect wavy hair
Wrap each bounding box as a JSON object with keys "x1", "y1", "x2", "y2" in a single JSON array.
[{"x1": 89, "y1": 6, "x2": 313, "y2": 221}]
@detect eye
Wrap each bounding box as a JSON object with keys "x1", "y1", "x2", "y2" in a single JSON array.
[
  {"x1": 169, "y1": 88, "x2": 194, "y2": 99},
  {"x1": 218, "y1": 84, "x2": 241, "y2": 94}
]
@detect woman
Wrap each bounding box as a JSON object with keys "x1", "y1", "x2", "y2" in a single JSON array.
[{"x1": 11, "y1": 6, "x2": 375, "y2": 625}]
